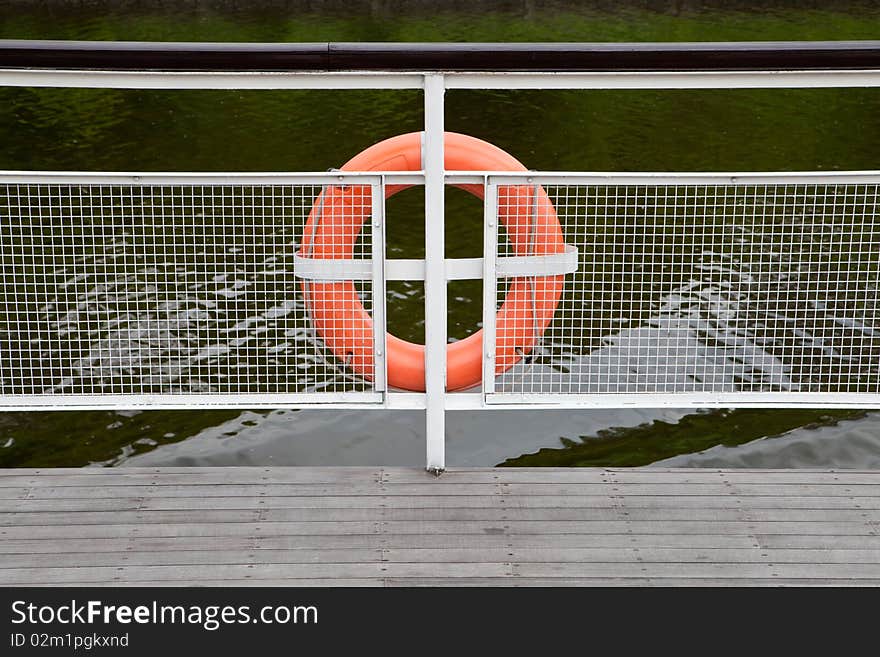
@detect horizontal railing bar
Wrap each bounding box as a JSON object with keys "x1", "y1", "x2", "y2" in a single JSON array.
[
  {"x1": 444, "y1": 174, "x2": 486, "y2": 185},
  {"x1": 0, "y1": 393, "x2": 455, "y2": 412},
  {"x1": 5, "y1": 171, "x2": 880, "y2": 186},
  {"x1": 0, "y1": 69, "x2": 425, "y2": 90},
  {"x1": 485, "y1": 394, "x2": 880, "y2": 409},
  {"x1": 483, "y1": 171, "x2": 880, "y2": 185},
  {"x1": 9, "y1": 391, "x2": 873, "y2": 412},
  {"x1": 445, "y1": 70, "x2": 880, "y2": 89},
  {"x1": 2, "y1": 40, "x2": 880, "y2": 72},
  {"x1": 0, "y1": 171, "x2": 398, "y2": 185},
  {"x1": 0, "y1": 393, "x2": 384, "y2": 410},
  {"x1": 4, "y1": 69, "x2": 880, "y2": 91}
]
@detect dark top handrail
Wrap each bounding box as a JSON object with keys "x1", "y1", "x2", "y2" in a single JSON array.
[{"x1": 1, "y1": 40, "x2": 880, "y2": 72}]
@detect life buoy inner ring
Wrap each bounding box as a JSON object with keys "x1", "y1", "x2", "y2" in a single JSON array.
[{"x1": 299, "y1": 131, "x2": 565, "y2": 392}]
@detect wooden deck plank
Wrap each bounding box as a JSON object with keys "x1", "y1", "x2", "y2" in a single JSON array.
[
  {"x1": 0, "y1": 533, "x2": 774, "y2": 553},
  {"x1": 512, "y1": 562, "x2": 880, "y2": 578},
  {"x1": 9, "y1": 483, "x2": 880, "y2": 501},
  {"x1": 29, "y1": 579, "x2": 385, "y2": 587},
  {"x1": 4, "y1": 494, "x2": 880, "y2": 512},
  {"x1": 3, "y1": 507, "x2": 879, "y2": 525},
  {"x1": 3, "y1": 547, "x2": 879, "y2": 569},
  {"x1": 0, "y1": 470, "x2": 387, "y2": 488},
  {"x1": 21, "y1": 578, "x2": 880, "y2": 587},
  {"x1": 383, "y1": 577, "x2": 880, "y2": 587},
  {"x1": 5, "y1": 467, "x2": 878, "y2": 484},
  {"x1": 0, "y1": 562, "x2": 516, "y2": 585},
  {"x1": 6, "y1": 561, "x2": 880, "y2": 585},
  {"x1": 5, "y1": 469, "x2": 880, "y2": 489},
  {"x1": 1, "y1": 521, "x2": 877, "y2": 542},
  {"x1": 1, "y1": 467, "x2": 879, "y2": 586}
]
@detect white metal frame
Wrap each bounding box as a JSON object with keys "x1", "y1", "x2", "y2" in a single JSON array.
[
  {"x1": 482, "y1": 171, "x2": 880, "y2": 409},
  {"x1": 2, "y1": 68, "x2": 880, "y2": 90},
  {"x1": 0, "y1": 171, "x2": 390, "y2": 408},
  {"x1": 2, "y1": 67, "x2": 880, "y2": 471}
]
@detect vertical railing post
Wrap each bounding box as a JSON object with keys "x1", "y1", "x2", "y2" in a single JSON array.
[
  {"x1": 423, "y1": 73, "x2": 446, "y2": 473},
  {"x1": 370, "y1": 178, "x2": 387, "y2": 397},
  {"x1": 482, "y1": 177, "x2": 498, "y2": 398}
]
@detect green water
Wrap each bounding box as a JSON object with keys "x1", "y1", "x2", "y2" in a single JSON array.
[
  {"x1": 501, "y1": 408, "x2": 867, "y2": 468},
  {"x1": 0, "y1": 1, "x2": 879, "y2": 467}
]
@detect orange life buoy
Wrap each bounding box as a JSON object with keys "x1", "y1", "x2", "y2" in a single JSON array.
[{"x1": 299, "y1": 131, "x2": 565, "y2": 392}]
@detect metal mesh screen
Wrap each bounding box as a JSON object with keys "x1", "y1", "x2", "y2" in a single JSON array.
[
  {"x1": 491, "y1": 180, "x2": 880, "y2": 398},
  {"x1": 0, "y1": 179, "x2": 379, "y2": 403}
]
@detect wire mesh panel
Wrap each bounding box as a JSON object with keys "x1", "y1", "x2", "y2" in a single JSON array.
[
  {"x1": 487, "y1": 175, "x2": 880, "y2": 404},
  {"x1": 0, "y1": 175, "x2": 383, "y2": 407}
]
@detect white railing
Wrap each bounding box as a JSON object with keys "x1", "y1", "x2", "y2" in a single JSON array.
[
  {"x1": 2, "y1": 43, "x2": 880, "y2": 471},
  {"x1": 483, "y1": 173, "x2": 880, "y2": 408}
]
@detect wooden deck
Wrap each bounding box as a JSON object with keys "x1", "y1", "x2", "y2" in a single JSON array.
[{"x1": 1, "y1": 467, "x2": 879, "y2": 586}]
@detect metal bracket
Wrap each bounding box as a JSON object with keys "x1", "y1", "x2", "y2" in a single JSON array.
[
  {"x1": 293, "y1": 246, "x2": 579, "y2": 282},
  {"x1": 496, "y1": 244, "x2": 579, "y2": 278},
  {"x1": 293, "y1": 254, "x2": 372, "y2": 281}
]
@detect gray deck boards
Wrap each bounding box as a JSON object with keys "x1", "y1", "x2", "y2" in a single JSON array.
[{"x1": 1, "y1": 467, "x2": 878, "y2": 586}]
